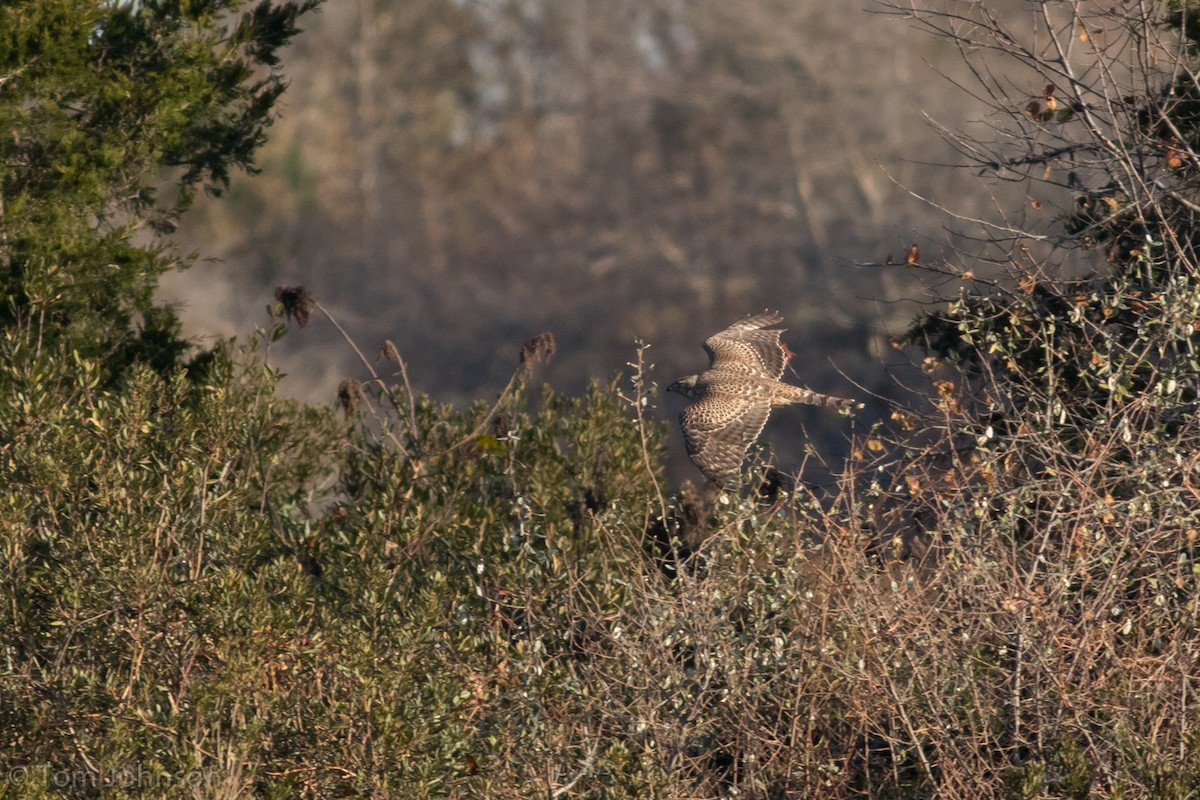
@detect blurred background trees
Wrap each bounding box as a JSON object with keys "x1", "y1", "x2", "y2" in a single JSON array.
[{"x1": 160, "y1": 0, "x2": 1023, "y2": 478}]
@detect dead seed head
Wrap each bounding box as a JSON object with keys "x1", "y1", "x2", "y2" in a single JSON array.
[
  {"x1": 275, "y1": 285, "x2": 313, "y2": 327},
  {"x1": 679, "y1": 480, "x2": 707, "y2": 532},
  {"x1": 338, "y1": 378, "x2": 364, "y2": 415},
  {"x1": 520, "y1": 332, "x2": 556, "y2": 368},
  {"x1": 379, "y1": 340, "x2": 402, "y2": 365}
]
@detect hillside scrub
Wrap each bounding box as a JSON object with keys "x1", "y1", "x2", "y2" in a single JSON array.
[{"x1": 3, "y1": 1, "x2": 1200, "y2": 799}]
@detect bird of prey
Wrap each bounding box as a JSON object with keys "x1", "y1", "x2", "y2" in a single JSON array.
[{"x1": 666, "y1": 310, "x2": 860, "y2": 485}]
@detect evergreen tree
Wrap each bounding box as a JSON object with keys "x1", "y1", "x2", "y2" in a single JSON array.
[{"x1": 0, "y1": 0, "x2": 319, "y2": 375}]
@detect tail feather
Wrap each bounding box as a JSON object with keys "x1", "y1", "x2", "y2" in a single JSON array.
[{"x1": 775, "y1": 382, "x2": 862, "y2": 410}]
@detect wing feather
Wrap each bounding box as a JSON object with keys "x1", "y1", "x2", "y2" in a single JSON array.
[
  {"x1": 679, "y1": 390, "x2": 773, "y2": 484},
  {"x1": 702, "y1": 310, "x2": 790, "y2": 380}
]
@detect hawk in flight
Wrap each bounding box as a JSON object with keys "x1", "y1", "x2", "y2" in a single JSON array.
[{"x1": 667, "y1": 310, "x2": 860, "y2": 485}]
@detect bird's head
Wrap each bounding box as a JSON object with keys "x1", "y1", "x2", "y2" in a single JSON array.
[{"x1": 666, "y1": 375, "x2": 701, "y2": 399}]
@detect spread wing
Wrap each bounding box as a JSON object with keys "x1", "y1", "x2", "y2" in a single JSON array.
[
  {"x1": 703, "y1": 310, "x2": 790, "y2": 380},
  {"x1": 679, "y1": 388, "x2": 773, "y2": 485}
]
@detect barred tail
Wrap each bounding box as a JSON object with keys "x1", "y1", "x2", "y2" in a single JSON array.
[{"x1": 775, "y1": 382, "x2": 862, "y2": 411}]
